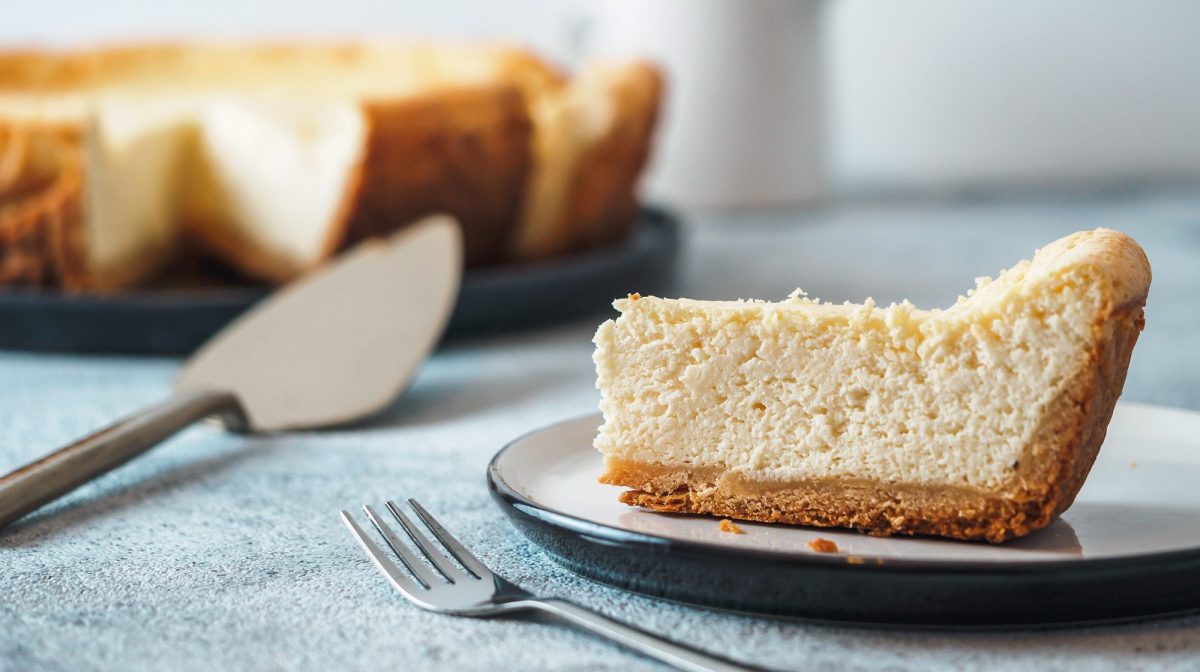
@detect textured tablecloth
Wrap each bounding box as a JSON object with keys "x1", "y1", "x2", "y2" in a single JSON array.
[{"x1": 4, "y1": 191, "x2": 1200, "y2": 672}]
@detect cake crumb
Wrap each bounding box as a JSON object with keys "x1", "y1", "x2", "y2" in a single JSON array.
[
  {"x1": 628, "y1": 292, "x2": 641, "y2": 301},
  {"x1": 1130, "y1": 461, "x2": 1138, "y2": 469},
  {"x1": 808, "y1": 538, "x2": 838, "y2": 553},
  {"x1": 719, "y1": 519, "x2": 744, "y2": 534},
  {"x1": 846, "y1": 556, "x2": 865, "y2": 565}
]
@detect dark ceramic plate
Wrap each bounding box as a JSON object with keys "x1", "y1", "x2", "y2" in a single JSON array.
[
  {"x1": 488, "y1": 405, "x2": 1200, "y2": 628},
  {"x1": 0, "y1": 208, "x2": 680, "y2": 354}
]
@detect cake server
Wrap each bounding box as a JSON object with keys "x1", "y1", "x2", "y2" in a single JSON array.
[{"x1": 0, "y1": 216, "x2": 461, "y2": 529}]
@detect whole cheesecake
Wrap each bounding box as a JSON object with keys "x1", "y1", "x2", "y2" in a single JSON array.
[
  {"x1": 0, "y1": 42, "x2": 662, "y2": 290},
  {"x1": 592, "y1": 229, "x2": 1151, "y2": 542}
]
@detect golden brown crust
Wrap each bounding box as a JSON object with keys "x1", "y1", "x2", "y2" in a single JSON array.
[
  {"x1": 0, "y1": 41, "x2": 567, "y2": 94},
  {"x1": 1033, "y1": 228, "x2": 1153, "y2": 310},
  {"x1": 1038, "y1": 275, "x2": 1147, "y2": 520},
  {"x1": 0, "y1": 122, "x2": 82, "y2": 288},
  {"x1": 601, "y1": 301, "x2": 1145, "y2": 543},
  {"x1": 0, "y1": 164, "x2": 76, "y2": 286},
  {"x1": 605, "y1": 460, "x2": 1035, "y2": 544},
  {"x1": 342, "y1": 84, "x2": 532, "y2": 268}
]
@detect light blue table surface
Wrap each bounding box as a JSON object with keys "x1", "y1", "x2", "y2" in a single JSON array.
[{"x1": 3, "y1": 190, "x2": 1199, "y2": 672}]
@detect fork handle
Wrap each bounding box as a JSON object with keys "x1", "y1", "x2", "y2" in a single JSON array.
[
  {"x1": 0, "y1": 389, "x2": 245, "y2": 529},
  {"x1": 525, "y1": 598, "x2": 765, "y2": 672}
]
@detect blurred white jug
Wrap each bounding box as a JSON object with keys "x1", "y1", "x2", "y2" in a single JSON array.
[{"x1": 572, "y1": 0, "x2": 828, "y2": 208}]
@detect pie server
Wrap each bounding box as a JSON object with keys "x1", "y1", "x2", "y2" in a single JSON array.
[{"x1": 0, "y1": 216, "x2": 461, "y2": 529}]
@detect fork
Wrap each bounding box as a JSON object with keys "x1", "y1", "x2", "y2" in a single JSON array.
[{"x1": 341, "y1": 499, "x2": 761, "y2": 672}]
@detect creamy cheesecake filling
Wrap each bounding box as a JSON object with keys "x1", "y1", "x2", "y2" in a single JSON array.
[
  {"x1": 193, "y1": 97, "x2": 366, "y2": 273},
  {"x1": 13, "y1": 90, "x2": 370, "y2": 285},
  {"x1": 83, "y1": 97, "x2": 195, "y2": 286},
  {"x1": 594, "y1": 257, "x2": 1112, "y2": 491}
]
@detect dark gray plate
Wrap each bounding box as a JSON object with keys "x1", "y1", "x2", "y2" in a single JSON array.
[
  {"x1": 0, "y1": 208, "x2": 680, "y2": 354},
  {"x1": 488, "y1": 407, "x2": 1200, "y2": 628}
]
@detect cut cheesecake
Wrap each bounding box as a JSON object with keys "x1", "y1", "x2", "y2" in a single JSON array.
[
  {"x1": 593, "y1": 229, "x2": 1151, "y2": 542},
  {"x1": 0, "y1": 42, "x2": 662, "y2": 289}
]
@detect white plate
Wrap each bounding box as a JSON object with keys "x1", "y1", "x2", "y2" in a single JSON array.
[{"x1": 488, "y1": 401, "x2": 1200, "y2": 626}]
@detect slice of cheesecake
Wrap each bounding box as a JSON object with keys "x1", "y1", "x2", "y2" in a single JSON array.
[{"x1": 593, "y1": 229, "x2": 1151, "y2": 542}]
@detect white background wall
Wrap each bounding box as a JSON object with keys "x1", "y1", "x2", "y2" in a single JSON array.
[
  {"x1": 5, "y1": 0, "x2": 1199, "y2": 201},
  {"x1": 830, "y1": 0, "x2": 1200, "y2": 193}
]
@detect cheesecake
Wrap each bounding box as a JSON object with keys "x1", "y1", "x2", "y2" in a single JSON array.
[
  {"x1": 593, "y1": 229, "x2": 1150, "y2": 542},
  {"x1": 0, "y1": 42, "x2": 662, "y2": 290}
]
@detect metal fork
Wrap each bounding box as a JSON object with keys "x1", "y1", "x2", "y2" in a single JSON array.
[{"x1": 341, "y1": 499, "x2": 761, "y2": 672}]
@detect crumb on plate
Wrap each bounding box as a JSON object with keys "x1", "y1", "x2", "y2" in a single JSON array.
[
  {"x1": 808, "y1": 538, "x2": 838, "y2": 553},
  {"x1": 719, "y1": 519, "x2": 744, "y2": 534}
]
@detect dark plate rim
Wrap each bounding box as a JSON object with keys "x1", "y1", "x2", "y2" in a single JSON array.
[
  {"x1": 487, "y1": 412, "x2": 1200, "y2": 576},
  {"x1": 0, "y1": 206, "x2": 680, "y2": 307}
]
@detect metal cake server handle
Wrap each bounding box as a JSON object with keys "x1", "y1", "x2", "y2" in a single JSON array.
[{"x1": 0, "y1": 390, "x2": 246, "y2": 527}]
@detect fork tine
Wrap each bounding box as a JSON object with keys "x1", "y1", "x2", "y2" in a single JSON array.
[
  {"x1": 385, "y1": 500, "x2": 470, "y2": 582},
  {"x1": 406, "y1": 499, "x2": 491, "y2": 579},
  {"x1": 339, "y1": 510, "x2": 425, "y2": 597},
  {"x1": 363, "y1": 505, "x2": 444, "y2": 589}
]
